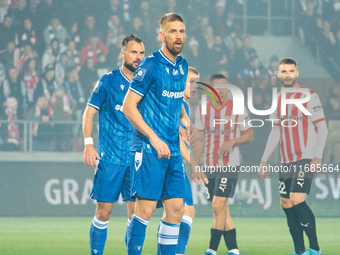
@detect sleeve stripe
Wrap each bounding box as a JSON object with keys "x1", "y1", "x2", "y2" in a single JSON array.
[
  {"x1": 313, "y1": 118, "x2": 325, "y2": 124},
  {"x1": 198, "y1": 129, "x2": 205, "y2": 132},
  {"x1": 241, "y1": 127, "x2": 253, "y2": 133},
  {"x1": 129, "y1": 87, "x2": 144, "y2": 97},
  {"x1": 87, "y1": 103, "x2": 100, "y2": 110}
]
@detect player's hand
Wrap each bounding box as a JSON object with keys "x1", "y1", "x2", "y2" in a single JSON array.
[
  {"x1": 150, "y1": 135, "x2": 171, "y2": 159},
  {"x1": 190, "y1": 164, "x2": 208, "y2": 186},
  {"x1": 179, "y1": 126, "x2": 190, "y2": 146},
  {"x1": 310, "y1": 157, "x2": 322, "y2": 172},
  {"x1": 83, "y1": 144, "x2": 101, "y2": 167},
  {"x1": 188, "y1": 124, "x2": 198, "y2": 147},
  {"x1": 259, "y1": 161, "x2": 268, "y2": 179},
  {"x1": 217, "y1": 139, "x2": 235, "y2": 157}
]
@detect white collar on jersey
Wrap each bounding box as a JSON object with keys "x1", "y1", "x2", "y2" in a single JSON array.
[
  {"x1": 119, "y1": 67, "x2": 131, "y2": 83},
  {"x1": 158, "y1": 49, "x2": 177, "y2": 66}
]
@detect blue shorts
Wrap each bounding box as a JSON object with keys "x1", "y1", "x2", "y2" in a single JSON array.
[
  {"x1": 156, "y1": 169, "x2": 193, "y2": 208},
  {"x1": 130, "y1": 151, "x2": 184, "y2": 200},
  {"x1": 90, "y1": 160, "x2": 134, "y2": 203}
]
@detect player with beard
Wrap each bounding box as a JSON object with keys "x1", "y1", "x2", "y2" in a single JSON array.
[
  {"x1": 259, "y1": 58, "x2": 328, "y2": 255},
  {"x1": 123, "y1": 13, "x2": 203, "y2": 255},
  {"x1": 82, "y1": 34, "x2": 145, "y2": 255}
]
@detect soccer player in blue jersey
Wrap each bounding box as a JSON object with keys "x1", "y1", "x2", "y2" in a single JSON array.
[
  {"x1": 82, "y1": 34, "x2": 145, "y2": 255},
  {"x1": 123, "y1": 13, "x2": 195, "y2": 255}
]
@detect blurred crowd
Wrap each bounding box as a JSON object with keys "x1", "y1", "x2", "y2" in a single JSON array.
[{"x1": 0, "y1": 0, "x2": 339, "y2": 154}]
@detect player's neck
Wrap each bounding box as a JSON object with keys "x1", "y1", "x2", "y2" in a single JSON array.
[
  {"x1": 215, "y1": 98, "x2": 228, "y2": 109},
  {"x1": 121, "y1": 65, "x2": 134, "y2": 81},
  {"x1": 184, "y1": 95, "x2": 189, "y2": 102},
  {"x1": 285, "y1": 82, "x2": 300, "y2": 95},
  {"x1": 161, "y1": 45, "x2": 177, "y2": 63}
]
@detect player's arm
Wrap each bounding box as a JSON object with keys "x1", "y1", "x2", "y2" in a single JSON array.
[
  {"x1": 308, "y1": 93, "x2": 328, "y2": 171},
  {"x1": 180, "y1": 134, "x2": 208, "y2": 185},
  {"x1": 192, "y1": 131, "x2": 205, "y2": 168},
  {"x1": 82, "y1": 105, "x2": 101, "y2": 167},
  {"x1": 217, "y1": 128, "x2": 254, "y2": 157},
  {"x1": 259, "y1": 124, "x2": 280, "y2": 179},
  {"x1": 122, "y1": 90, "x2": 170, "y2": 159},
  {"x1": 180, "y1": 104, "x2": 198, "y2": 146}
]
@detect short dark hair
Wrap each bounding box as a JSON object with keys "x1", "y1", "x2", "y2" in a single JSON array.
[
  {"x1": 122, "y1": 34, "x2": 144, "y2": 48},
  {"x1": 210, "y1": 73, "x2": 227, "y2": 82},
  {"x1": 188, "y1": 67, "x2": 199, "y2": 75},
  {"x1": 279, "y1": 58, "x2": 297, "y2": 67},
  {"x1": 160, "y1": 13, "x2": 184, "y2": 28}
]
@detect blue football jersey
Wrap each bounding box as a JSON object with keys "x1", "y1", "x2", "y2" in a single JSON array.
[
  {"x1": 129, "y1": 50, "x2": 188, "y2": 156},
  {"x1": 180, "y1": 98, "x2": 189, "y2": 130},
  {"x1": 87, "y1": 67, "x2": 132, "y2": 165}
]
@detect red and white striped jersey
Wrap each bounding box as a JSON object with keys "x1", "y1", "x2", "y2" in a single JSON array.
[
  {"x1": 270, "y1": 85, "x2": 325, "y2": 164},
  {"x1": 195, "y1": 99, "x2": 252, "y2": 166}
]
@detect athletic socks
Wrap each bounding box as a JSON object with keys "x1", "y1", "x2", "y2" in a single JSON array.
[
  {"x1": 223, "y1": 228, "x2": 239, "y2": 253},
  {"x1": 294, "y1": 201, "x2": 320, "y2": 251},
  {"x1": 89, "y1": 216, "x2": 109, "y2": 255},
  {"x1": 157, "y1": 220, "x2": 180, "y2": 255},
  {"x1": 127, "y1": 214, "x2": 149, "y2": 255},
  {"x1": 175, "y1": 215, "x2": 193, "y2": 255},
  {"x1": 208, "y1": 228, "x2": 223, "y2": 254},
  {"x1": 283, "y1": 207, "x2": 305, "y2": 254},
  {"x1": 125, "y1": 218, "x2": 131, "y2": 246}
]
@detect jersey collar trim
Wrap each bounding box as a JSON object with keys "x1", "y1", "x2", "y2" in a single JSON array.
[
  {"x1": 119, "y1": 67, "x2": 131, "y2": 83},
  {"x1": 158, "y1": 50, "x2": 176, "y2": 66}
]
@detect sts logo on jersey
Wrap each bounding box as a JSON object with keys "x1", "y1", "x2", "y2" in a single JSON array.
[{"x1": 134, "y1": 67, "x2": 147, "y2": 82}]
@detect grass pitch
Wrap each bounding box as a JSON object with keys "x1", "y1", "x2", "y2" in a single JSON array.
[{"x1": 0, "y1": 217, "x2": 339, "y2": 254}]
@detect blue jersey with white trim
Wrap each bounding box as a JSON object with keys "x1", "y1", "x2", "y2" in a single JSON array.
[
  {"x1": 87, "y1": 67, "x2": 132, "y2": 165},
  {"x1": 181, "y1": 99, "x2": 189, "y2": 130},
  {"x1": 129, "y1": 50, "x2": 188, "y2": 155}
]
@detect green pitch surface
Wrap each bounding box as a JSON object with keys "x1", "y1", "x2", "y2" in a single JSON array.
[{"x1": 0, "y1": 217, "x2": 339, "y2": 254}]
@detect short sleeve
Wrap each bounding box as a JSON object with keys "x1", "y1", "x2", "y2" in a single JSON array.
[
  {"x1": 194, "y1": 105, "x2": 205, "y2": 131},
  {"x1": 129, "y1": 58, "x2": 155, "y2": 97},
  {"x1": 307, "y1": 93, "x2": 325, "y2": 124},
  {"x1": 239, "y1": 108, "x2": 252, "y2": 132},
  {"x1": 87, "y1": 76, "x2": 107, "y2": 110}
]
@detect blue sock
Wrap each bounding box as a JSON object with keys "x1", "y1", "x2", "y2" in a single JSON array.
[
  {"x1": 176, "y1": 215, "x2": 193, "y2": 254},
  {"x1": 157, "y1": 220, "x2": 180, "y2": 255},
  {"x1": 89, "y1": 216, "x2": 109, "y2": 255},
  {"x1": 127, "y1": 214, "x2": 149, "y2": 255},
  {"x1": 125, "y1": 219, "x2": 131, "y2": 247}
]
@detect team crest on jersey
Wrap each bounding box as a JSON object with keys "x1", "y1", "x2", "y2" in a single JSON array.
[
  {"x1": 172, "y1": 69, "x2": 178, "y2": 75},
  {"x1": 120, "y1": 84, "x2": 125, "y2": 90},
  {"x1": 179, "y1": 65, "x2": 184, "y2": 75},
  {"x1": 134, "y1": 67, "x2": 147, "y2": 82},
  {"x1": 93, "y1": 81, "x2": 102, "y2": 93},
  {"x1": 134, "y1": 151, "x2": 143, "y2": 171}
]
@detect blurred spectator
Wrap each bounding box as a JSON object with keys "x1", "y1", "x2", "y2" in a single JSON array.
[
  {"x1": 80, "y1": 36, "x2": 109, "y2": 65},
  {"x1": 106, "y1": 14, "x2": 124, "y2": 49},
  {"x1": 2, "y1": 97, "x2": 20, "y2": 151},
  {"x1": 247, "y1": 0, "x2": 268, "y2": 35},
  {"x1": 63, "y1": 39, "x2": 80, "y2": 71},
  {"x1": 267, "y1": 54, "x2": 280, "y2": 87},
  {"x1": 0, "y1": 15, "x2": 16, "y2": 51},
  {"x1": 80, "y1": 15, "x2": 101, "y2": 42},
  {"x1": 35, "y1": 63, "x2": 58, "y2": 102},
  {"x1": 26, "y1": 94, "x2": 56, "y2": 151},
  {"x1": 17, "y1": 17, "x2": 37, "y2": 50},
  {"x1": 128, "y1": 17, "x2": 146, "y2": 40},
  {"x1": 183, "y1": 37, "x2": 202, "y2": 73},
  {"x1": 43, "y1": 15, "x2": 67, "y2": 49},
  {"x1": 94, "y1": 53, "x2": 109, "y2": 78},
  {"x1": 50, "y1": 86, "x2": 73, "y2": 151},
  {"x1": 66, "y1": 22, "x2": 81, "y2": 50},
  {"x1": 0, "y1": 0, "x2": 9, "y2": 23},
  {"x1": 297, "y1": 0, "x2": 318, "y2": 46},
  {"x1": 55, "y1": 51, "x2": 70, "y2": 86},
  {"x1": 41, "y1": 38, "x2": 59, "y2": 72},
  {"x1": 79, "y1": 57, "x2": 98, "y2": 100},
  {"x1": 0, "y1": 41, "x2": 20, "y2": 76},
  {"x1": 322, "y1": 0, "x2": 335, "y2": 20},
  {"x1": 34, "y1": 0, "x2": 57, "y2": 34},
  {"x1": 323, "y1": 93, "x2": 340, "y2": 164},
  {"x1": 206, "y1": 35, "x2": 229, "y2": 75},
  {"x1": 10, "y1": 0, "x2": 30, "y2": 28},
  {"x1": 3, "y1": 67, "x2": 24, "y2": 118},
  {"x1": 319, "y1": 20, "x2": 337, "y2": 56},
  {"x1": 19, "y1": 44, "x2": 35, "y2": 72},
  {"x1": 20, "y1": 57, "x2": 40, "y2": 112},
  {"x1": 210, "y1": 0, "x2": 227, "y2": 37}
]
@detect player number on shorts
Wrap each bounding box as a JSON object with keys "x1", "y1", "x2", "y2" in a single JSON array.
[
  {"x1": 205, "y1": 187, "x2": 210, "y2": 200},
  {"x1": 279, "y1": 181, "x2": 287, "y2": 195}
]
